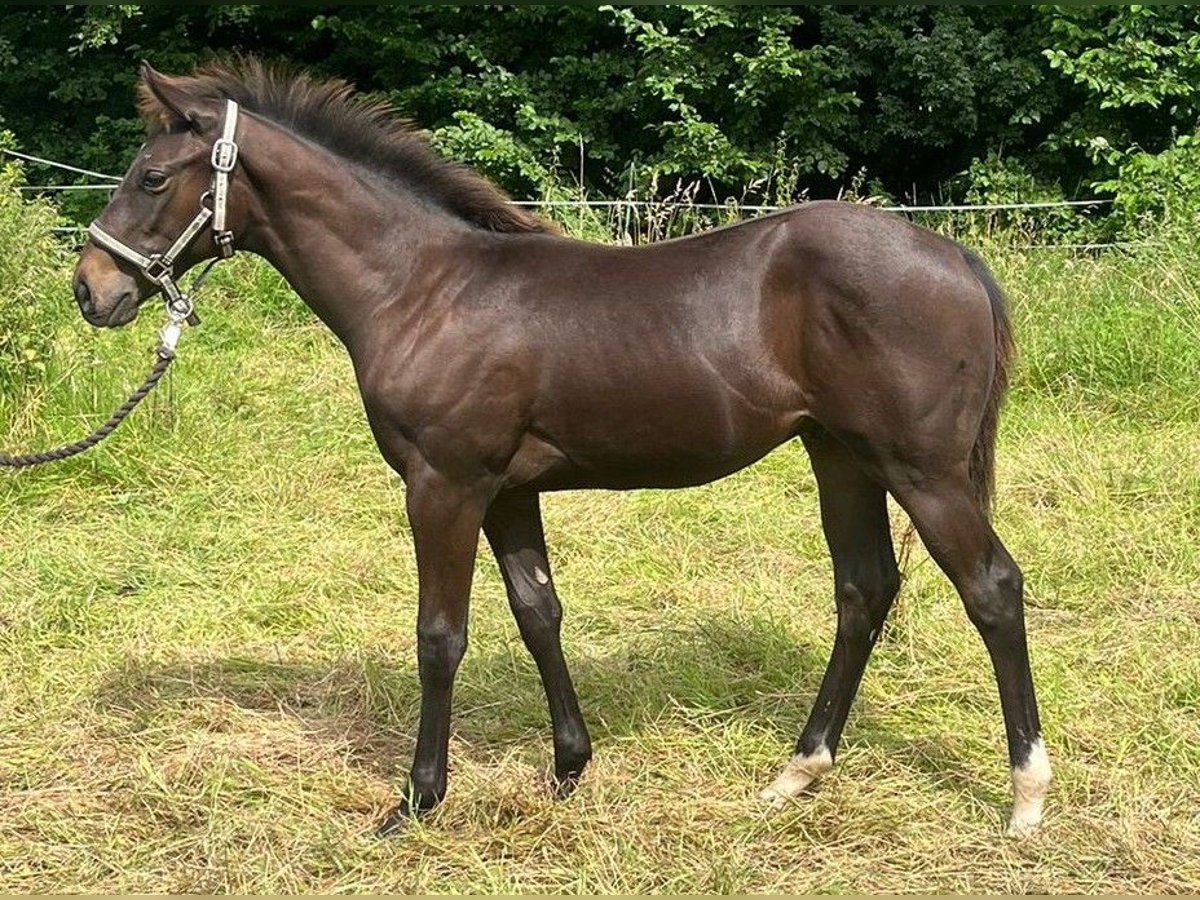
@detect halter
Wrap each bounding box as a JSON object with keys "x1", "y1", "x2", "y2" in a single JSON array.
[{"x1": 87, "y1": 99, "x2": 241, "y2": 324}]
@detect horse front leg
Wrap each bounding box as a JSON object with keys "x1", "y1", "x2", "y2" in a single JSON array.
[
  {"x1": 376, "y1": 463, "x2": 493, "y2": 836},
  {"x1": 483, "y1": 489, "x2": 592, "y2": 797}
]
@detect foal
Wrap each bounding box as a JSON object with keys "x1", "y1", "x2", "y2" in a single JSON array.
[{"x1": 72, "y1": 60, "x2": 1050, "y2": 836}]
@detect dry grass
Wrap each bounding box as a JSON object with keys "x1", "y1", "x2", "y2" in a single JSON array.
[{"x1": 2, "y1": 245, "x2": 1200, "y2": 893}]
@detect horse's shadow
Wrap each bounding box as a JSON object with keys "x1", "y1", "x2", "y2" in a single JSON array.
[{"x1": 89, "y1": 612, "x2": 993, "y2": 806}]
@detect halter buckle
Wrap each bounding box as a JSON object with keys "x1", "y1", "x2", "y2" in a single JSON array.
[{"x1": 211, "y1": 138, "x2": 238, "y2": 173}]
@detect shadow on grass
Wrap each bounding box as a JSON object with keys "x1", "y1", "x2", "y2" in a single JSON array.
[{"x1": 88, "y1": 613, "x2": 992, "y2": 808}]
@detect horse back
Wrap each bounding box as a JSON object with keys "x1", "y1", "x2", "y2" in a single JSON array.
[{"x1": 359, "y1": 202, "x2": 997, "y2": 491}]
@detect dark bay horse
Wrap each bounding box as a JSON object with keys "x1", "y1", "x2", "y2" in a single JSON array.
[{"x1": 72, "y1": 61, "x2": 1050, "y2": 836}]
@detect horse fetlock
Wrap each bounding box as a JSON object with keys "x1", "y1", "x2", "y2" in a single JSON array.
[
  {"x1": 1006, "y1": 737, "x2": 1051, "y2": 837},
  {"x1": 550, "y1": 766, "x2": 586, "y2": 800},
  {"x1": 552, "y1": 729, "x2": 592, "y2": 784},
  {"x1": 759, "y1": 745, "x2": 834, "y2": 808}
]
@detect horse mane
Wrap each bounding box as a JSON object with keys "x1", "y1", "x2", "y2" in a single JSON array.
[{"x1": 137, "y1": 57, "x2": 555, "y2": 235}]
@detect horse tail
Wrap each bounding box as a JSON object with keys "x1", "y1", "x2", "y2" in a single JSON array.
[{"x1": 959, "y1": 246, "x2": 1014, "y2": 518}]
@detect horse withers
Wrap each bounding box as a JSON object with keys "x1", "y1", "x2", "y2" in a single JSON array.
[{"x1": 72, "y1": 60, "x2": 1051, "y2": 837}]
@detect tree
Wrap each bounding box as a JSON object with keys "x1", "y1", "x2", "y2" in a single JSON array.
[
  {"x1": 0, "y1": 4, "x2": 1193, "y2": 222},
  {"x1": 1040, "y1": 4, "x2": 1200, "y2": 225}
]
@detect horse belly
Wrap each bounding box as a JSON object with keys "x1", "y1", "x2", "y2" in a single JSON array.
[{"x1": 508, "y1": 392, "x2": 805, "y2": 491}]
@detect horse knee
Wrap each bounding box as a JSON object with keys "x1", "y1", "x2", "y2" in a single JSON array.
[
  {"x1": 835, "y1": 564, "x2": 899, "y2": 635},
  {"x1": 509, "y1": 580, "x2": 562, "y2": 638},
  {"x1": 416, "y1": 619, "x2": 467, "y2": 686},
  {"x1": 962, "y1": 556, "x2": 1024, "y2": 633}
]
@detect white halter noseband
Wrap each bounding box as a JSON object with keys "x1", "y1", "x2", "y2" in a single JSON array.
[{"x1": 87, "y1": 99, "x2": 241, "y2": 318}]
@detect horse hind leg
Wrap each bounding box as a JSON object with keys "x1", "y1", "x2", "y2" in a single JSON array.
[
  {"x1": 891, "y1": 474, "x2": 1050, "y2": 836},
  {"x1": 762, "y1": 429, "x2": 900, "y2": 805}
]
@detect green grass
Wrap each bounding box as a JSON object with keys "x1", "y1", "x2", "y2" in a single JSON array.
[{"x1": 2, "y1": 229, "x2": 1200, "y2": 892}]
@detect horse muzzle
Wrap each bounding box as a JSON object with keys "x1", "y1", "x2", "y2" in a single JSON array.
[{"x1": 73, "y1": 252, "x2": 143, "y2": 328}]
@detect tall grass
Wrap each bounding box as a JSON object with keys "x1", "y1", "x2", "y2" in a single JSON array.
[
  {"x1": 0, "y1": 164, "x2": 74, "y2": 395},
  {"x1": 2, "y1": 187, "x2": 1199, "y2": 893},
  {"x1": 994, "y1": 239, "x2": 1200, "y2": 419}
]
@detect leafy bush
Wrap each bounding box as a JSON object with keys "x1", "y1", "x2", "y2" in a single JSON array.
[
  {"x1": 0, "y1": 6, "x2": 1080, "y2": 211},
  {"x1": 1040, "y1": 6, "x2": 1200, "y2": 236},
  {"x1": 1096, "y1": 132, "x2": 1200, "y2": 232},
  {"x1": 0, "y1": 142, "x2": 73, "y2": 394}
]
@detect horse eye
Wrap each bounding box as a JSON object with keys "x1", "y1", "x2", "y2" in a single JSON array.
[{"x1": 140, "y1": 170, "x2": 168, "y2": 191}]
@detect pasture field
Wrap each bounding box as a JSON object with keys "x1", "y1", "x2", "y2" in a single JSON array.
[{"x1": 2, "y1": 216, "x2": 1200, "y2": 893}]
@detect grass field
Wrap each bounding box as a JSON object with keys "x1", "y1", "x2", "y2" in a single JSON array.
[{"x1": 2, "y1": 216, "x2": 1200, "y2": 892}]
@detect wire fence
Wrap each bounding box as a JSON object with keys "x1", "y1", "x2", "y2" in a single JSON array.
[
  {"x1": 511, "y1": 197, "x2": 1113, "y2": 214},
  {"x1": 1, "y1": 146, "x2": 122, "y2": 182},
  {"x1": 3, "y1": 146, "x2": 1128, "y2": 250}
]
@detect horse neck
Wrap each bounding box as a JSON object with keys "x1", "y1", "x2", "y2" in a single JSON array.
[{"x1": 235, "y1": 115, "x2": 464, "y2": 349}]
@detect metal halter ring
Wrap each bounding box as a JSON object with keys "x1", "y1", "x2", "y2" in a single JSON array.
[
  {"x1": 143, "y1": 255, "x2": 171, "y2": 284},
  {"x1": 167, "y1": 294, "x2": 194, "y2": 324}
]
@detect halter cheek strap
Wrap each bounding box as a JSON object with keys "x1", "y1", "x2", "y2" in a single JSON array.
[
  {"x1": 87, "y1": 99, "x2": 240, "y2": 315},
  {"x1": 210, "y1": 101, "x2": 239, "y2": 245}
]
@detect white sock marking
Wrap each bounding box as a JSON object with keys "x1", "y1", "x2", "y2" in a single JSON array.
[
  {"x1": 1007, "y1": 737, "x2": 1051, "y2": 837},
  {"x1": 759, "y1": 745, "x2": 833, "y2": 808}
]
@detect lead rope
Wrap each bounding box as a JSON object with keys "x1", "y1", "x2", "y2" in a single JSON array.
[
  {"x1": 0, "y1": 264, "x2": 215, "y2": 471},
  {"x1": 0, "y1": 340, "x2": 176, "y2": 469}
]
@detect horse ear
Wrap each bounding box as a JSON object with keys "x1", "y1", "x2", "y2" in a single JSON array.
[{"x1": 139, "y1": 60, "x2": 220, "y2": 133}]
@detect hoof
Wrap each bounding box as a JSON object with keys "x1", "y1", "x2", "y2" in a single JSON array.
[
  {"x1": 759, "y1": 746, "x2": 833, "y2": 809},
  {"x1": 375, "y1": 788, "x2": 440, "y2": 838},
  {"x1": 1005, "y1": 809, "x2": 1043, "y2": 839},
  {"x1": 375, "y1": 804, "x2": 416, "y2": 838},
  {"x1": 550, "y1": 769, "x2": 584, "y2": 800}
]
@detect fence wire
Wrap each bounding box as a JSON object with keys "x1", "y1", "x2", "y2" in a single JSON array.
[
  {"x1": 1, "y1": 147, "x2": 121, "y2": 181},
  {"x1": 3, "y1": 146, "x2": 1126, "y2": 250}
]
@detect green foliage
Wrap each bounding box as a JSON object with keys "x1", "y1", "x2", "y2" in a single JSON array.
[
  {"x1": 0, "y1": 4, "x2": 1096, "y2": 214},
  {"x1": 434, "y1": 110, "x2": 568, "y2": 200},
  {"x1": 342, "y1": 6, "x2": 860, "y2": 202},
  {"x1": 606, "y1": 6, "x2": 856, "y2": 192},
  {"x1": 963, "y1": 154, "x2": 1059, "y2": 207},
  {"x1": 953, "y1": 153, "x2": 1098, "y2": 245},
  {"x1": 6, "y1": 4, "x2": 1200, "y2": 234},
  {"x1": 816, "y1": 6, "x2": 1065, "y2": 199},
  {"x1": 1035, "y1": 5, "x2": 1200, "y2": 233},
  {"x1": 0, "y1": 146, "x2": 72, "y2": 394},
  {"x1": 1096, "y1": 132, "x2": 1200, "y2": 229},
  {"x1": 69, "y1": 6, "x2": 143, "y2": 54},
  {"x1": 1042, "y1": 5, "x2": 1200, "y2": 116}
]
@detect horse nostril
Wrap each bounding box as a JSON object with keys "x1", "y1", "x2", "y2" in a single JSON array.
[{"x1": 74, "y1": 275, "x2": 93, "y2": 312}]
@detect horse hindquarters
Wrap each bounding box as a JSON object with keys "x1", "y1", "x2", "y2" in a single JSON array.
[{"x1": 766, "y1": 217, "x2": 1049, "y2": 834}]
